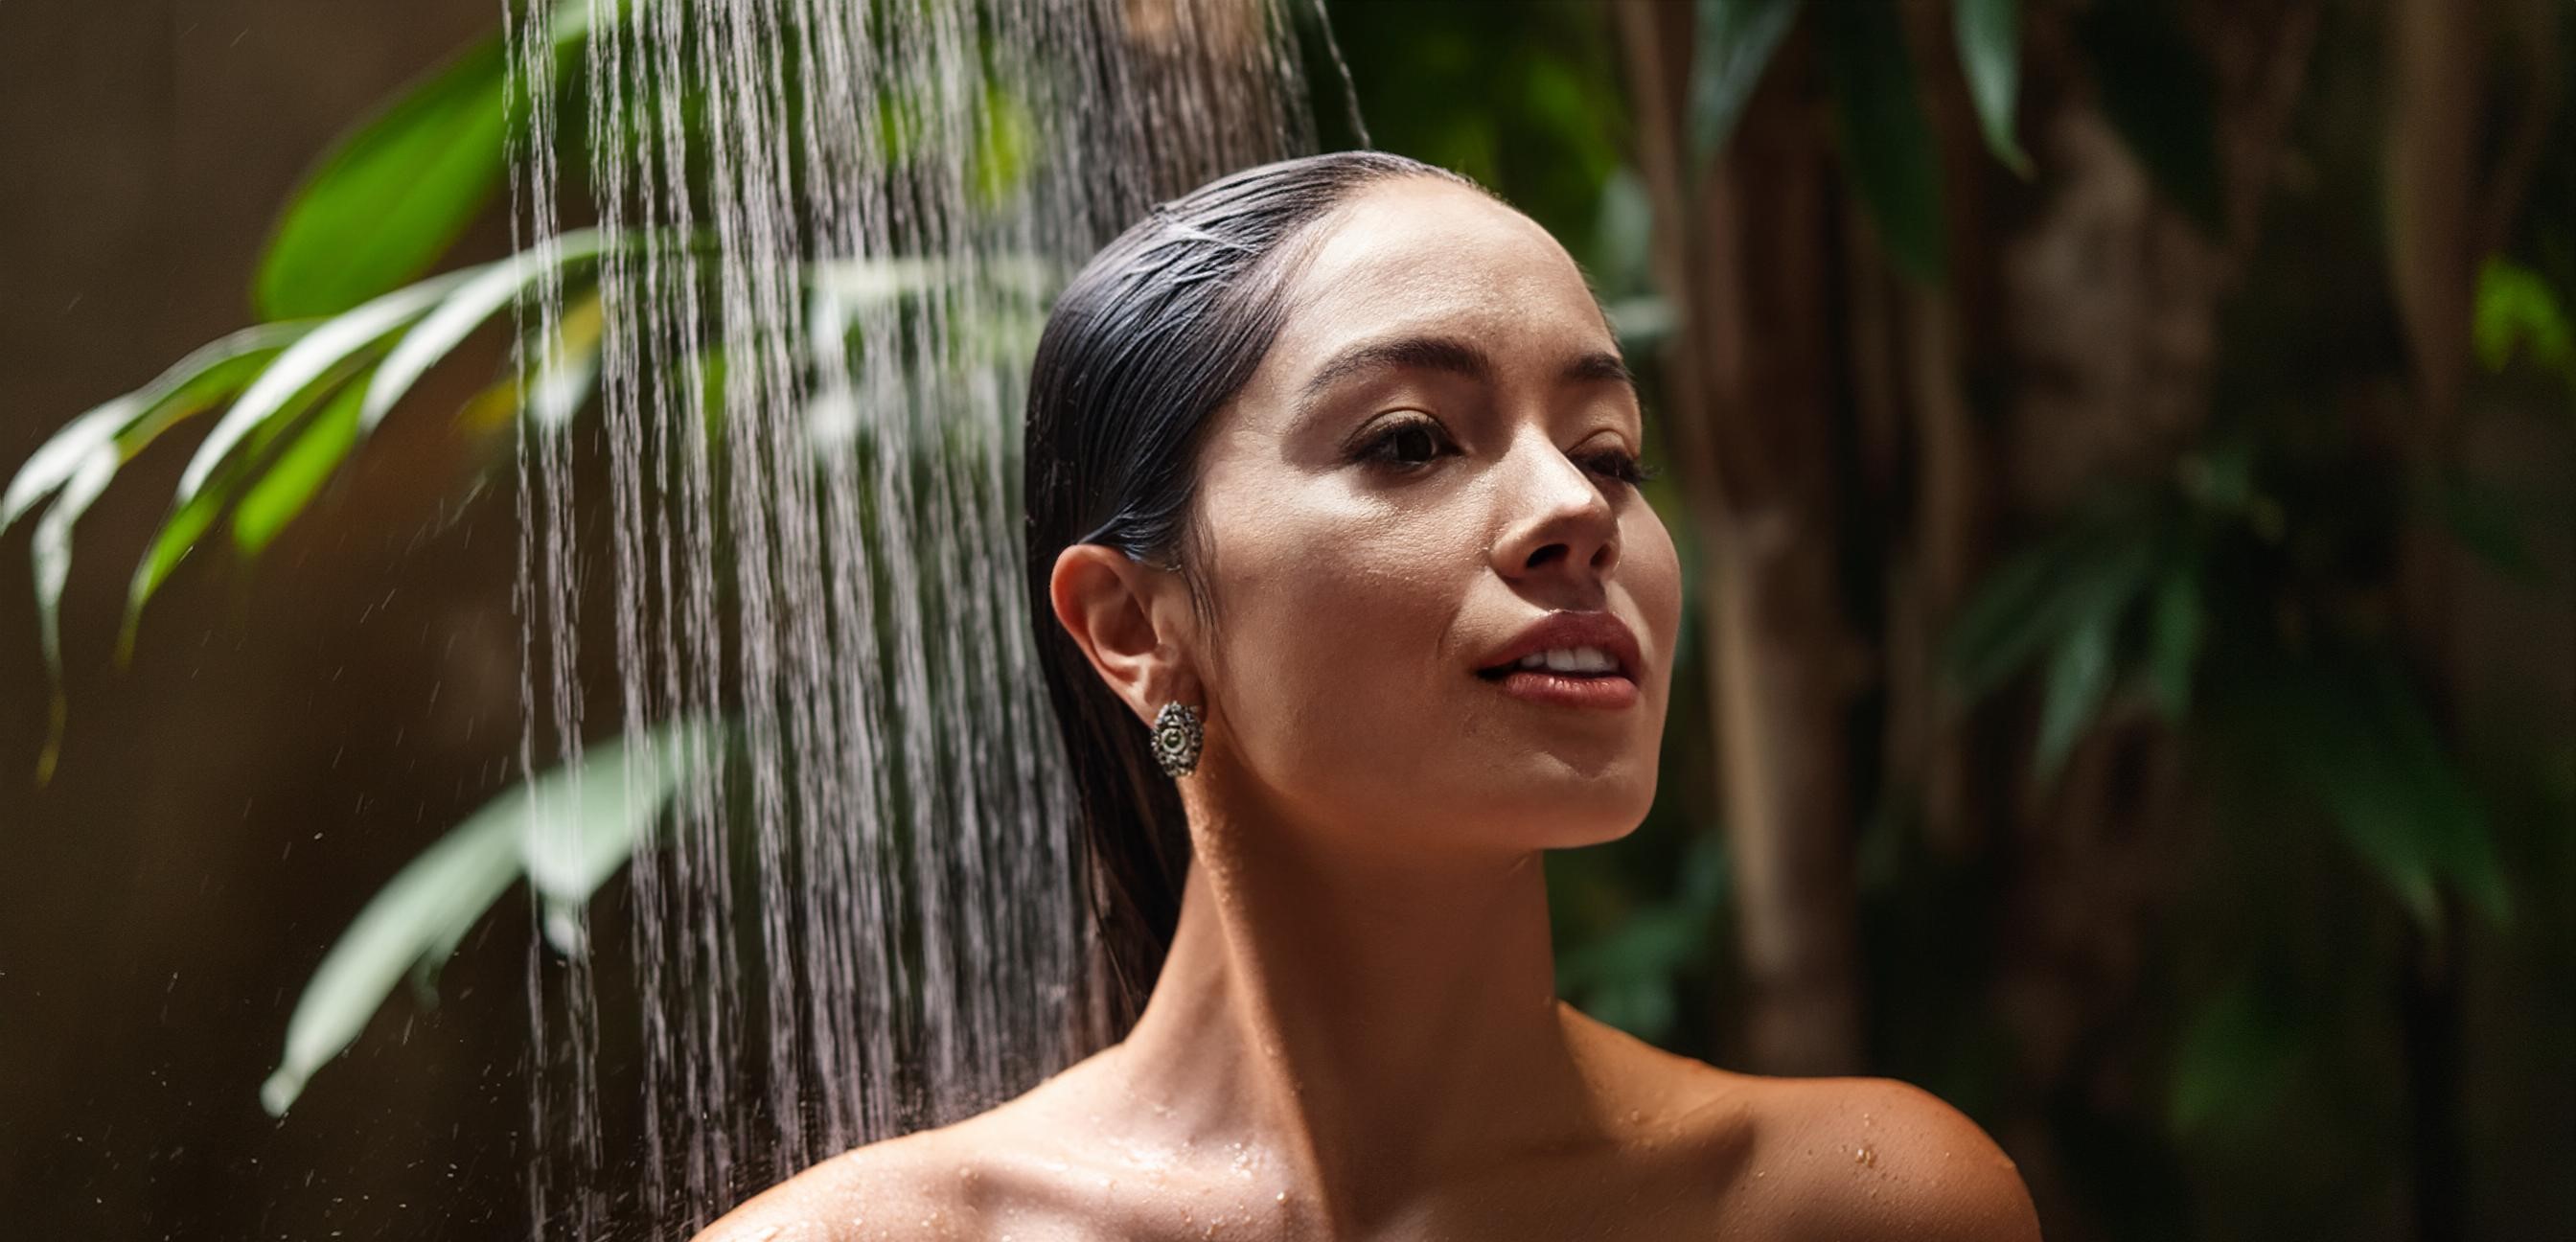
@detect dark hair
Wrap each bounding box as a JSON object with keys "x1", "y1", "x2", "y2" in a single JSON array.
[{"x1": 1024, "y1": 150, "x2": 1473, "y2": 1028}]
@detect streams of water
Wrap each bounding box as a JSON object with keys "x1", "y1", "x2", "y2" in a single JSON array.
[{"x1": 496, "y1": 0, "x2": 1362, "y2": 1234}]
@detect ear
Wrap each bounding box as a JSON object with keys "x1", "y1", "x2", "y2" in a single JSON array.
[{"x1": 1048, "y1": 543, "x2": 1195, "y2": 724}]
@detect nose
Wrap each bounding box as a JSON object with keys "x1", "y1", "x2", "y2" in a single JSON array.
[{"x1": 1489, "y1": 434, "x2": 1621, "y2": 591}]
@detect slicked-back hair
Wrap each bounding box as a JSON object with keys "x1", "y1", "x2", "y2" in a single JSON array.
[{"x1": 1023, "y1": 151, "x2": 1474, "y2": 1029}]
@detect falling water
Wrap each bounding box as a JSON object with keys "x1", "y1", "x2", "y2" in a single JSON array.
[{"x1": 496, "y1": 0, "x2": 1362, "y2": 1234}]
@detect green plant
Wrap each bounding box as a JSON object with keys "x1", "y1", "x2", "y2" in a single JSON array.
[
  {"x1": 1, "y1": 0, "x2": 1043, "y2": 1117},
  {"x1": 1689, "y1": 0, "x2": 2036, "y2": 284},
  {"x1": 262, "y1": 720, "x2": 722, "y2": 1116}
]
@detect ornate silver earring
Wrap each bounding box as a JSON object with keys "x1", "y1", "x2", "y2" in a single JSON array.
[{"x1": 1151, "y1": 702, "x2": 1203, "y2": 778}]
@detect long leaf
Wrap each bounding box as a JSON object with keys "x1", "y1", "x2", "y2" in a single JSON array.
[
  {"x1": 2146, "y1": 564, "x2": 2203, "y2": 720},
  {"x1": 1953, "y1": 0, "x2": 2032, "y2": 175},
  {"x1": 259, "y1": 800, "x2": 519, "y2": 1116},
  {"x1": 126, "y1": 280, "x2": 464, "y2": 639},
  {"x1": 181, "y1": 279, "x2": 463, "y2": 503},
  {"x1": 2, "y1": 400, "x2": 134, "y2": 537},
  {"x1": 123, "y1": 482, "x2": 235, "y2": 659},
  {"x1": 253, "y1": 1, "x2": 597, "y2": 320},
  {"x1": 262, "y1": 720, "x2": 715, "y2": 1117},
  {"x1": 10, "y1": 325, "x2": 310, "y2": 779},
  {"x1": 123, "y1": 352, "x2": 389, "y2": 657},
  {"x1": 526, "y1": 290, "x2": 609, "y2": 431},
  {"x1": 28, "y1": 448, "x2": 116, "y2": 784},
  {"x1": 1818, "y1": 0, "x2": 1947, "y2": 283},
  {"x1": 114, "y1": 327, "x2": 315, "y2": 455},
  {"x1": 2266, "y1": 659, "x2": 2514, "y2": 928},
  {"x1": 2035, "y1": 608, "x2": 2117, "y2": 782},
  {"x1": 1687, "y1": 0, "x2": 1805, "y2": 172},
  {"x1": 253, "y1": 38, "x2": 512, "y2": 321},
  {"x1": 232, "y1": 370, "x2": 375, "y2": 560},
  {"x1": 520, "y1": 723, "x2": 717, "y2": 953},
  {"x1": 362, "y1": 230, "x2": 608, "y2": 435},
  {"x1": 3, "y1": 324, "x2": 308, "y2": 533},
  {"x1": 1944, "y1": 510, "x2": 2159, "y2": 702}
]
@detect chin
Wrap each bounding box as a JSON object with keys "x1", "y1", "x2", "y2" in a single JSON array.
[{"x1": 1460, "y1": 764, "x2": 1657, "y2": 852}]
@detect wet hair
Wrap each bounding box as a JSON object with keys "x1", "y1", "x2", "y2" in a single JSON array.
[{"x1": 1024, "y1": 150, "x2": 1474, "y2": 1027}]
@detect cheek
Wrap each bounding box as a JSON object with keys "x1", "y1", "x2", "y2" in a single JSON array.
[
  {"x1": 1198, "y1": 496, "x2": 1466, "y2": 787},
  {"x1": 1623, "y1": 509, "x2": 1686, "y2": 683}
]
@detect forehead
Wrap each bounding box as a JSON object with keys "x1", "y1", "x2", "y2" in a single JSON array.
[{"x1": 1261, "y1": 178, "x2": 1614, "y2": 380}]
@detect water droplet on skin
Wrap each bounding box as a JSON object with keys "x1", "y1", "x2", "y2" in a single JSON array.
[{"x1": 1854, "y1": 1145, "x2": 1878, "y2": 1167}]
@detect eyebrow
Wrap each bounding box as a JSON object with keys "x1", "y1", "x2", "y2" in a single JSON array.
[{"x1": 1294, "y1": 334, "x2": 1634, "y2": 412}]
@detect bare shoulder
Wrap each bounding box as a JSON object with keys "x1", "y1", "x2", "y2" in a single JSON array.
[
  {"x1": 689, "y1": 1123, "x2": 975, "y2": 1242},
  {"x1": 693, "y1": 1053, "x2": 1117, "y2": 1242},
  {"x1": 1744, "y1": 1074, "x2": 2041, "y2": 1242}
]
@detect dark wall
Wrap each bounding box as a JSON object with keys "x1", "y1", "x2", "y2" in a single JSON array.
[{"x1": 0, "y1": 4, "x2": 547, "y2": 1235}]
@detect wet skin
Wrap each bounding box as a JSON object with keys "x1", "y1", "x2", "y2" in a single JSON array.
[{"x1": 701, "y1": 178, "x2": 2041, "y2": 1241}]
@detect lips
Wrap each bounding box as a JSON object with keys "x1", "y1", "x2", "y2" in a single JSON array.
[{"x1": 1474, "y1": 610, "x2": 1644, "y2": 710}]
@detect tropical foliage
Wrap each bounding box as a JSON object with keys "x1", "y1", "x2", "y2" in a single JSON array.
[
  {"x1": 1332, "y1": 2, "x2": 2570, "y2": 1238},
  {"x1": 8, "y1": 0, "x2": 2571, "y2": 1237}
]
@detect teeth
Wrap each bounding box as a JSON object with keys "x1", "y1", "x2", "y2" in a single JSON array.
[{"x1": 1514, "y1": 646, "x2": 1615, "y2": 674}]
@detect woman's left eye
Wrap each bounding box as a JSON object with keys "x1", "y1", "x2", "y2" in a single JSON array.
[
  {"x1": 1356, "y1": 416, "x2": 1458, "y2": 471},
  {"x1": 1577, "y1": 447, "x2": 1657, "y2": 488}
]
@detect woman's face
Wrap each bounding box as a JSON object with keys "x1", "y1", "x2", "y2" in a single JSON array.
[{"x1": 1183, "y1": 177, "x2": 1682, "y2": 856}]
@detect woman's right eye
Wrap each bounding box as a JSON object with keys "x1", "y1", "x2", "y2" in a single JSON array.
[{"x1": 1356, "y1": 416, "x2": 1455, "y2": 471}]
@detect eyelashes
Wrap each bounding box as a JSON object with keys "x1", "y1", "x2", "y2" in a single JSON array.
[
  {"x1": 1352, "y1": 413, "x2": 1658, "y2": 488},
  {"x1": 1577, "y1": 447, "x2": 1658, "y2": 488},
  {"x1": 1355, "y1": 414, "x2": 1457, "y2": 469}
]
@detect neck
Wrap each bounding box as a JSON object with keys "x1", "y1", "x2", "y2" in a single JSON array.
[{"x1": 1108, "y1": 772, "x2": 1604, "y2": 1229}]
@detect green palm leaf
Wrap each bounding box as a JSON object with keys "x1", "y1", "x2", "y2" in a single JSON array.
[
  {"x1": 1818, "y1": 0, "x2": 1945, "y2": 283},
  {"x1": 232, "y1": 369, "x2": 377, "y2": 559},
  {"x1": 2, "y1": 325, "x2": 309, "y2": 532},
  {"x1": 363, "y1": 231, "x2": 608, "y2": 435},
  {"x1": 1687, "y1": 0, "x2": 1804, "y2": 172},
  {"x1": 1952, "y1": 0, "x2": 2031, "y2": 176},
  {"x1": 2260, "y1": 658, "x2": 2514, "y2": 928},
  {"x1": 253, "y1": 0, "x2": 598, "y2": 319},
  {"x1": 261, "y1": 720, "x2": 720, "y2": 1117},
  {"x1": 4, "y1": 324, "x2": 310, "y2": 781},
  {"x1": 127, "y1": 277, "x2": 467, "y2": 643}
]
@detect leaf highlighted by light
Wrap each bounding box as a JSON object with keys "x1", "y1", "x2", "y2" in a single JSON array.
[
  {"x1": 1954, "y1": 0, "x2": 2031, "y2": 175},
  {"x1": 261, "y1": 721, "x2": 721, "y2": 1117},
  {"x1": 1818, "y1": 0, "x2": 1947, "y2": 284},
  {"x1": 1687, "y1": 0, "x2": 1804, "y2": 173}
]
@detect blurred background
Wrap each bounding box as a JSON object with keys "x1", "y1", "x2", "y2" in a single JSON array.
[{"x1": 2, "y1": 0, "x2": 2568, "y2": 1238}]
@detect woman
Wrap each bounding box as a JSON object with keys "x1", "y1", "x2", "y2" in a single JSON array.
[{"x1": 704, "y1": 151, "x2": 2041, "y2": 1240}]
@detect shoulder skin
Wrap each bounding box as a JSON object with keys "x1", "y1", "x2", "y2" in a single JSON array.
[
  {"x1": 1742, "y1": 1075, "x2": 2042, "y2": 1242},
  {"x1": 690, "y1": 1127, "x2": 980, "y2": 1242}
]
